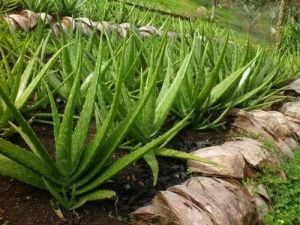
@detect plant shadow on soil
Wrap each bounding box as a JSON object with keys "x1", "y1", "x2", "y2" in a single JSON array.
[{"x1": 0, "y1": 123, "x2": 227, "y2": 225}]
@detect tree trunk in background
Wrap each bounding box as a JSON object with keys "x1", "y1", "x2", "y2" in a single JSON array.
[
  {"x1": 276, "y1": 0, "x2": 286, "y2": 48},
  {"x1": 210, "y1": 0, "x2": 217, "y2": 21}
]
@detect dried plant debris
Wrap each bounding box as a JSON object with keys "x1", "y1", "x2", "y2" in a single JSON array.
[
  {"x1": 187, "y1": 138, "x2": 271, "y2": 179},
  {"x1": 245, "y1": 184, "x2": 272, "y2": 224},
  {"x1": 231, "y1": 109, "x2": 298, "y2": 159},
  {"x1": 286, "y1": 78, "x2": 300, "y2": 94},
  {"x1": 133, "y1": 108, "x2": 300, "y2": 224},
  {"x1": 2, "y1": 10, "x2": 177, "y2": 38},
  {"x1": 133, "y1": 177, "x2": 259, "y2": 225},
  {"x1": 280, "y1": 101, "x2": 300, "y2": 121}
]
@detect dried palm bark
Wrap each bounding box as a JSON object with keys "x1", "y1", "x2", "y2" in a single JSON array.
[
  {"x1": 134, "y1": 106, "x2": 300, "y2": 225},
  {"x1": 118, "y1": 23, "x2": 132, "y2": 38},
  {"x1": 286, "y1": 78, "x2": 300, "y2": 94},
  {"x1": 133, "y1": 177, "x2": 258, "y2": 225},
  {"x1": 250, "y1": 110, "x2": 298, "y2": 149},
  {"x1": 280, "y1": 102, "x2": 300, "y2": 121},
  {"x1": 245, "y1": 184, "x2": 272, "y2": 223},
  {"x1": 3, "y1": 10, "x2": 52, "y2": 31},
  {"x1": 231, "y1": 109, "x2": 296, "y2": 159},
  {"x1": 187, "y1": 138, "x2": 271, "y2": 179},
  {"x1": 2, "y1": 10, "x2": 177, "y2": 39}
]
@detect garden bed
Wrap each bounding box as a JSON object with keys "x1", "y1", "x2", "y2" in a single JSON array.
[{"x1": 0, "y1": 124, "x2": 226, "y2": 225}]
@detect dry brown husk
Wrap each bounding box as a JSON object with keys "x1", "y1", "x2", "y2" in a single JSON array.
[
  {"x1": 3, "y1": 10, "x2": 169, "y2": 39},
  {"x1": 286, "y1": 78, "x2": 300, "y2": 94},
  {"x1": 118, "y1": 23, "x2": 132, "y2": 38},
  {"x1": 20, "y1": 10, "x2": 38, "y2": 28},
  {"x1": 37, "y1": 12, "x2": 53, "y2": 25},
  {"x1": 245, "y1": 184, "x2": 272, "y2": 223},
  {"x1": 133, "y1": 205, "x2": 161, "y2": 225},
  {"x1": 138, "y1": 25, "x2": 159, "y2": 38},
  {"x1": 133, "y1": 107, "x2": 300, "y2": 224},
  {"x1": 52, "y1": 17, "x2": 76, "y2": 37},
  {"x1": 187, "y1": 144, "x2": 247, "y2": 179},
  {"x1": 280, "y1": 101, "x2": 300, "y2": 121},
  {"x1": 231, "y1": 109, "x2": 295, "y2": 159},
  {"x1": 75, "y1": 17, "x2": 94, "y2": 35},
  {"x1": 6, "y1": 14, "x2": 32, "y2": 31},
  {"x1": 187, "y1": 138, "x2": 271, "y2": 179},
  {"x1": 133, "y1": 177, "x2": 258, "y2": 225}
]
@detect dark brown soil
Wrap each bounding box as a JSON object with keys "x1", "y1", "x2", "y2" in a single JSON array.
[{"x1": 0, "y1": 124, "x2": 227, "y2": 225}]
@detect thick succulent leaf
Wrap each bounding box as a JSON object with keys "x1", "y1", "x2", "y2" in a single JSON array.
[
  {"x1": 15, "y1": 40, "x2": 44, "y2": 102},
  {"x1": 193, "y1": 42, "x2": 209, "y2": 98},
  {"x1": 138, "y1": 87, "x2": 156, "y2": 138},
  {"x1": 71, "y1": 59, "x2": 124, "y2": 181},
  {"x1": 76, "y1": 115, "x2": 189, "y2": 194},
  {"x1": 154, "y1": 49, "x2": 193, "y2": 133},
  {"x1": 229, "y1": 72, "x2": 275, "y2": 108},
  {"x1": 72, "y1": 190, "x2": 116, "y2": 209},
  {"x1": 44, "y1": 83, "x2": 61, "y2": 143},
  {"x1": 56, "y1": 57, "x2": 82, "y2": 176},
  {"x1": 9, "y1": 42, "x2": 28, "y2": 102},
  {"x1": 0, "y1": 85, "x2": 56, "y2": 170},
  {"x1": 71, "y1": 72, "x2": 99, "y2": 173},
  {"x1": 195, "y1": 34, "x2": 229, "y2": 112},
  {"x1": 0, "y1": 154, "x2": 45, "y2": 189},
  {"x1": 156, "y1": 55, "x2": 172, "y2": 104},
  {"x1": 144, "y1": 151, "x2": 159, "y2": 186},
  {"x1": 43, "y1": 178, "x2": 68, "y2": 208},
  {"x1": 210, "y1": 58, "x2": 258, "y2": 106},
  {"x1": 155, "y1": 148, "x2": 217, "y2": 166},
  {"x1": 73, "y1": 38, "x2": 168, "y2": 186},
  {"x1": 14, "y1": 44, "x2": 67, "y2": 109},
  {"x1": 47, "y1": 74, "x2": 69, "y2": 100}
]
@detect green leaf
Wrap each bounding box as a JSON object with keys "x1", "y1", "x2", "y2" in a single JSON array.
[
  {"x1": 0, "y1": 136, "x2": 63, "y2": 183},
  {"x1": 15, "y1": 40, "x2": 44, "y2": 103},
  {"x1": 195, "y1": 34, "x2": 229, "y2": 112},
  {"x1": 44, "y1": 83, "x2": 61, "y2": 143},
  {"x1": 155, "y1": 147, "x2": 217, "y2": 166},
  {"x1": 72, "y1": 190, "x2": 116, "y2": 209},
  {"x1": 76, "y1": 115, "x2": 189, "y2": 194},
  {"x1": 144, "y1": 151, "x2": 159, "y2": 186},
  {"x1": 210, "y1": 58, "x2": 258, "y2": 106},
  {"x1": 70, "y1": 56, "x2": 125, "y2": 181},
  {"x1": 73, "y1": 38, "x2": 169, "y2": 187},
  {"x1": 14, "y1": 43, "x2": 68, "y2": 109},
  {"x1": 0, "y1": 154, "x2": 45, "y2": 189},
  {"x1": 71, "y1": 71, "x2": 99, "y2": 173},
  {"x1": 56, "y1": 55, "x2": 82, "y2": 176},
  {"x1": 43, "y1": 178, "x2": 68, "y2": 208},
  {"x1": 154, "y1": 48, "x2": 193, "y2": 133},
  {"x1": 0, "y1": 85, "x2": 56, "y2": 170}
]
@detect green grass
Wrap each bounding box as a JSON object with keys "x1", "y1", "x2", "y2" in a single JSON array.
[
  {"x1": 261, "y1": 148, "x2": 300, "y2": 225},
  {"x1": 127, "y1": 0, "x2": 206, "y2": 15},
  {"x1": 214, "y1": 6, "x2": 277, "y2": 45}
]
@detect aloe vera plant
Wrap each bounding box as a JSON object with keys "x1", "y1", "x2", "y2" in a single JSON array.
[
  {"x1": 0, "y1": 34, "x2": 64, "y2": 136},
  {"x1": 115, "y1": 35, "x2": 211, "y2": 184},
  {"x1": 0, "y1": 34, "x2": 191, "y2": 209},
  {"x1": 0, "y1": 4, "x2": 297, "y2": 210},
  {"x1": 0, "y1": 0, "x2": 17, "y2": 13},
  {"x1": 54, "y1": 0, "x2": 88, "y2": 15},
  {"x1": 172, "y1": 33, "x2": 233, "y2": 129},
  {"x1": 19, "y1": 0, "x2": 53, "y2": 12}
]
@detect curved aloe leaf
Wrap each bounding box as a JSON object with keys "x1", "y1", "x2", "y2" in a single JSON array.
[{"x1": 0, "y1": 154, "x2": 45, "y2": 189}]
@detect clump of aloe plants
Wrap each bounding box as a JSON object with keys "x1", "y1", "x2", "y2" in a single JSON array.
[
  {"x1": 0, "y1": 16, "x2": 298, "y2": 210},
  {"x1": 0, "y1": 32, "x2": 192, "y2": 209}
]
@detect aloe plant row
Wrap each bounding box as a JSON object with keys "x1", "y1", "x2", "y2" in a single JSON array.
[{"x1": 0, "y1": 15, "x2": 298, "y2": 209}]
